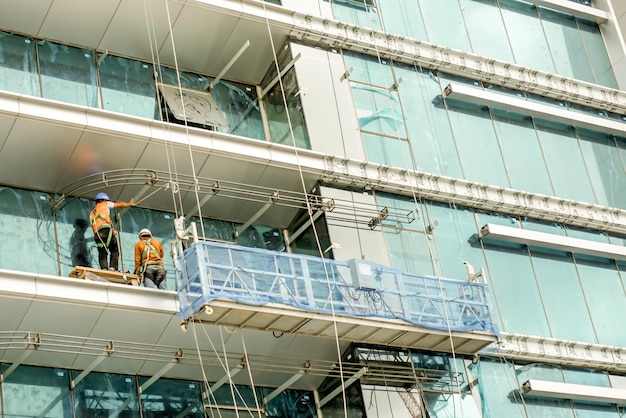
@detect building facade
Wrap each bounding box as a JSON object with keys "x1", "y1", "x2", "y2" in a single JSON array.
[{"x1": 0, "y1": 0, "x2": 625, "y2": 416}]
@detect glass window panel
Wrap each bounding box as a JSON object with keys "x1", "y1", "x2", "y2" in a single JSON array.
[
  {"x1": 477, "y1": 212, "x2": 550, "y2": 335},
  {"x1": 289, "y1": 215, "x2": 331, "y2": 258},
  {"x1": 73, "y1": 371, "x2": 139, "y2": 417},
  {"x1": 38, "y1": 41, "x2": 99, "y2": 107},
  {"x1": 210, "y1": 384, "x2": 263, "y2": 409},
  {"x1": 363, "y1": 132, "x2": 414, "y2": 169},
  {"x1": 343, "y1": 50, "x2": 394, "y2": 87},
  {"x1": 378, "y1": 0, "x2": 427, "y2": 41},
  {"x1": 566, "y1": 370, "x2": 623, "y2": 416},
  {"x1": 491, "y1": 109, "x2": 554, "y2": 195},
  {"x1": 499, "y1": 0, "x2": 555, "y2": 73},
  {"x1": 424, "y1": 201, "x2": 486, "y2": 281},
  {"x1": 564, "y1": 368, "x2": 610, "y2": 387},
  {"x1": 0, "y1": 31, "x2": 39, "y2": 96},
  {"x1": 329, "y1": 0, "x2": 381, "y2": 30},
  {"x1": 422, "y1": 392, "x2": 482, "y2": 418},
  {"x1": 0, "y1": 187, "x2": 58, "y2": 275},
  {"x1": 575, "y1": 258, "x2": 626, "y2": 346},
  {"x1": 383, "y1": 229, "x2": 435, "y2": 276},
  {"x1": 99, "y1": 55, "x2": 156, "y2": 119},
  {"x1": 569, "y1": 102, "x2": 608, "y2": 119},
  {"x1": 362, "y1": 384, "x2": 425, "y2": 417},
  {"x1": 139, "y1": 377, "x2": 203, "y2": 417},
  {"x1": 263, "y1": 388, "x2": 317, "y2": 417},
  {"x1": 264, "y1": 67, "x2": 311, "y2": 149},
  {"x1": 517, "y1": 364, "x2": 575, "y2": 418},
  {"x1": 573, "y1": 403, "x2": 621, "y2": 418},
  {"x1": 521, "y1": 221, "x2": 598, "y2": 343},
  {"x1": 158, "y1": 65, "x2": 209, "y2": 90},
  {"x1": 459, "y1": 0, "x2": 515, "y2": 62},
  {"x1": 395, "y1": 65, "x2": 463, "y2": 178},
  {"x1": 577, "y1": 130, "x2": 626, "y2": 210},
  {"x1": 352, "y1": 84, "x2": 406, "y2": 138},
  {"x1": 55, "y1": 195, "x2": 99, "y2": 276},
  {"x1": 578, "y1": 19, "x2": 618, "y2": 88},
  {"x1": 419, "y1": 0, "x2": 471, "y2": 51},
  {"x1": 538, "y1": 8, "x2": 594, "y2": 82},
  {"x1": 473, "y1": 359, "x2": 526, "y2": 418},
  {"x1": 212, "y1": 80, "x2": 265, "y2": 141},
  {"x1": 444, "y1": 100, "x2": 509, "y2": 187},
  {"x1": 197, "y1": 217, "x2": 236, "y2": 242},
  {"x1": 2, "y1": 365, "x2": 72, "y2": 418},
  {"x1": 254, "y1": 225, "x2": 286, "y2": 252},
  {"x1": 528, "y1": 250, "x2": 596, "y2": 342},
  {"x1": 534, "y1": 120, "x2": 596, "y2": 203}
]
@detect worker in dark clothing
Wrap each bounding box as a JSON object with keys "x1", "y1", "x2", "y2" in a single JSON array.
[
  {"x1": 70, "y1": 218, "x2": 91, "y2": 267},
  {"x1": 134, "y1": 228, "x2": 167, "y2": 289},
  {"x1": 89, "y1": 192, "x2": 133, "y2": 271}
]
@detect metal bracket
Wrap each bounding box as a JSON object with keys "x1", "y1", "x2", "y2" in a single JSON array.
[
  {"x1": 234, "y1": 191, "x2": 279, "y2": 238},
  {"x1": 340, "y1": 66, "x2": 354, "y2": 82},
  {"x1": 263, "y1": 361, "x2": 311, "y2": 404},
  {"x1": 286, "y1": 197, "x2": 335, "y2": 246},
  {"x1": 368, "y1": 207, "x2": 389, "y2": 230},
  {"x1": 391, "y1": 77, "x2": 403, "y2": 91},
  {"x1": 210, "y1": 41, "x2": 250, "y2": 91},
  {"x1": 259, "y1": 53, "x2": 302, "y2": 100},
  {"x1": 319, "y1": 366, "x2": 369, "y2": 407},
  {"x1": 209, "y1": 358, "x2": 246, "y2": 393},
  {"x1": 186, "y1": 181, "x2": 220, "y2": 218}
]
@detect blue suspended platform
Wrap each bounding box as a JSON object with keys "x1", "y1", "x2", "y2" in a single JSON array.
[{"x1": 175, "y1": 240, "x2": 499, "y2": 355}]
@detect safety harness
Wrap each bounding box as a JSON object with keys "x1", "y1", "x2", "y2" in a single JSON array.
[
  {"x1": 90, "y1": 202, "x2": 114, "y2": 249},
  {"x1": 140, "y1": 239, "x2": 163, "y2": 271}
]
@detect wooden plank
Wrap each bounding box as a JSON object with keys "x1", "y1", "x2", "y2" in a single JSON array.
[{"x1": 69, "y1": 266, "x2": 141, "y2": 286}]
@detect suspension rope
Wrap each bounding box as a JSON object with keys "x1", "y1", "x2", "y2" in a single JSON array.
[
  {"x1": 346, "y1": 1, "x2": 469, "y2": 414},
  {"x1": 142, "y1": 0, "x2": 183, "y2": 219},
  {"x1": 238, "y1": 330, "x2": 264, "y2": 418},
  {"x1": 259, "y1": 2, "x2": 354, "y2": 416}
]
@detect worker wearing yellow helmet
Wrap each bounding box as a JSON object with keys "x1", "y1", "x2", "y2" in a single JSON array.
[{"x1": 134, "y1": 228, "x2": 167, "y2": 289}]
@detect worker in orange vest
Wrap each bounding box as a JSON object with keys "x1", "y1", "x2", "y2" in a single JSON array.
[
  {"x1": 134, "y1": 228, "x2": 167, "y2": 289},
  {"x1": 89, "y1": 192, "x2": 133, "y2": 271}
]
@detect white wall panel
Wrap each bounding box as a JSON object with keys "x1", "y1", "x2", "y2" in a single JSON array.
[
  {"x1": 320, "y1": 186, "x2": 390, "y2": 265},
  {"x1": 291, "y1": 43, "x2": 365, "y2": 160}
]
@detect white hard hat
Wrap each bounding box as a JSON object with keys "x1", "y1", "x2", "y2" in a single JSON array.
[{"x1": 139, "y1": 228, "x2": 152, "y2": 238}]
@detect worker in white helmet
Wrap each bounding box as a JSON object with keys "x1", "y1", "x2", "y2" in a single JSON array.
[{"x1": 134, "y1": 228, "x2": 167, "y2": 289}]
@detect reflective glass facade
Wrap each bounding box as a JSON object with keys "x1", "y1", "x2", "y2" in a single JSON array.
[
  {"x1": 0, "y1": 186, "x2": 286, "y2": 290},
  {"x1": 0, "y1": 31, "x2": 309, "y2": 149},
  {"x1": 328, "y1": 0, "x2": 618, "y2": 88},
  {"x1": 0, "y1": 363, "x2": 312, "y2": 418},
  {"x1": 0, "y1": 0, "x2": 625, "y2": 417},
  {"x1": 342, "y1": 50, "x2": 626, "y2": 210}
]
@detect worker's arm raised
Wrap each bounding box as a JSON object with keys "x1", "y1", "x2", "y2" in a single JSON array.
[{"x1": 113, "y1": 199, "x2": 134, "y2": 209}]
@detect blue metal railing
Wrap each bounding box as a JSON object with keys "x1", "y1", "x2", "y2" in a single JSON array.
[{"x1": 175, "y1": 241, "x2": 498, "y2": 336}]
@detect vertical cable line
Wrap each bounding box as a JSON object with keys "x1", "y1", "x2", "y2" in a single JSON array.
[
  {"x1": 143, "y1": 2, "x2": 233, "y2": 414},
  {"x1": 356, "y1": 2, "x2": 469, "y2": 415},
  {"x1": 160, "y1": 0, "x2": 205, "y2": 235},
  {"x1": 143, "y1": 0, "x2": 184, "y2": 220},
  {"x1": 258, "y1": 2, "x2": 351, "y2": 416}
]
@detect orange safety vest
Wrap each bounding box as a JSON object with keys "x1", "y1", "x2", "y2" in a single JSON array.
[
  {"x1": 89, "y1": 201, "x2": 113, "y2": 233},
  {"x1": 140, "y1": 239, "x2": 163, "y2": 265}
]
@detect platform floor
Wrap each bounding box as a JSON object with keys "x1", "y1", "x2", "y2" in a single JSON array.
[{"x1": 69, "y1": 266, "x2": 141, "y2": 286}]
